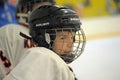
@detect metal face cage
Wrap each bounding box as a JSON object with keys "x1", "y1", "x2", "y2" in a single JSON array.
[{"x1": 45, "y1": 27, "x2": 86, "y2": 64}]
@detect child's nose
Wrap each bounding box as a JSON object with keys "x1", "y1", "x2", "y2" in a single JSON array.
[{"x1": 67, "y1": 40, "x2": 73, "y2": 48}]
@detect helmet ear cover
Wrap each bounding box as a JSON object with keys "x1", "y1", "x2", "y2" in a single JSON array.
[{"x1": 30, "y1": 28, "x2": 50, "y2": 48}]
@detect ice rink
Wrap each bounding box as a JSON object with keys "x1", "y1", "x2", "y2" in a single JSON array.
[{"x1": 70, "y1": 15, "x2": 120, "y2": 80}]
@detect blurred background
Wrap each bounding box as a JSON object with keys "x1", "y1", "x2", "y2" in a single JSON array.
[
  {"x1": 7, "y1": 0, "x2": 120, "y2": 80},
  {"x1": 8, "y1": 0, "x2": 120, "y2": 17}
]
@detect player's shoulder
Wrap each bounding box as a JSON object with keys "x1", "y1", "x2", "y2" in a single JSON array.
[
  {"x1": 0, "y1": 24, "x2": 29, "y2": 36},
  {"x1": 0, "y1": 24, "x2": 28, "y2": 31},
  {"x1": 26, "y1": 47, "x2": 65, "y2": 62},
  {"x1": 0, "y1": 24, "x2": 29, "y2": 39},
  {"x1": 26, "y1": 47, "x2": 56, "y2": 56},
  {"x1": 27, "y1": 47, "x2": 73, "y2": 74}
]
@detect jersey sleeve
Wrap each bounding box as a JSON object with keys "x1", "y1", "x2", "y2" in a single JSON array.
[{"x1": 3, "y1": 47, "x2": 74, "y2": 80}]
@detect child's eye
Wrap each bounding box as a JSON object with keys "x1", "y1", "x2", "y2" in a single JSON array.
[{"x1": 61, "y1": 36, "x2": 66, "y2": 40}]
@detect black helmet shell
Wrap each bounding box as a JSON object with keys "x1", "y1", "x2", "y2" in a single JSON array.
[{"x1": 29, "y1": 5, "x2": 81, "y2": 30}]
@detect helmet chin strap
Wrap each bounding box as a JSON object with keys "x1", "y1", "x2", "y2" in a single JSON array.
[{"x1": 60, "y1": 54, "x2": 75, "y2": 64}]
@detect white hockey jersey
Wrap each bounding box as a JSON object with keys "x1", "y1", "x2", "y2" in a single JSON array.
[
  {"x1": 0, "y1": 24, "x2": 35, "y2": 79},
  {"x1": 3, "y1": 47, "x2": 74, "y2": 80}
]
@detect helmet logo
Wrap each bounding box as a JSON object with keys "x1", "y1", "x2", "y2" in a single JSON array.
[
  {"x1": 36, "y1": 22, "x2": 49, "y2": 27},
  {"x1": 70, "y1": 18, "x2": 80, "y2": 21}
]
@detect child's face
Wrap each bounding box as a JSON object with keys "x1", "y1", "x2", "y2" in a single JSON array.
[{"x1": 52, "y1": 31, "x2": 75, "y2": 56}]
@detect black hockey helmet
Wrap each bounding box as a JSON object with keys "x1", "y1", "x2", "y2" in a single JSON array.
[
  {"x1": 16, "y1": 0, "x2": 55, "y2": 23},
  {"x1": 29, "y1": 5, "x2": 86, "y2": 63}
]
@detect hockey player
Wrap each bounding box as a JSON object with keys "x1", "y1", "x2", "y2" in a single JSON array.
[
  {"x1": 3, "y1": 5, "x2": 86, "y2": 80},
  {"x1": 16, "y1": 0, "x2": 55, "y2": 26},
  {"x1": 0, "y1": 0, "x2": 55, "y2": 79}
]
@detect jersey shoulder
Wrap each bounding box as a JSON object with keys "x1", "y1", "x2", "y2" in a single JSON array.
[{"x1": 26, "y1": 47, "x2": 65, "y2": 64}]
